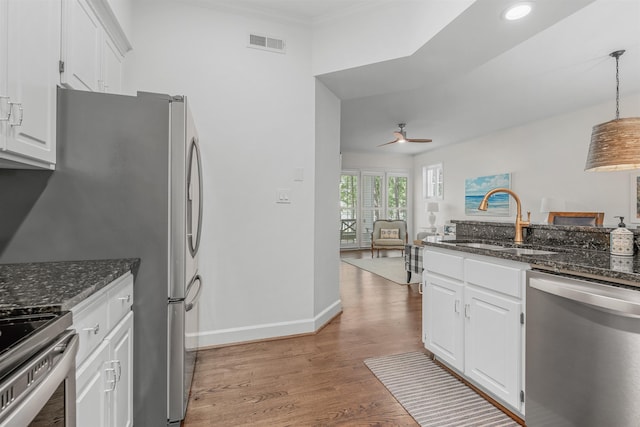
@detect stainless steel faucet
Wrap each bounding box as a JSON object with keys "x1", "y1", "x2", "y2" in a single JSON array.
[{"x1": 478, "y1": 188, "x2": 530, "y2": 244}]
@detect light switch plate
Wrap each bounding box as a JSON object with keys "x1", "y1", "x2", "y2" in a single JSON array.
[{"x1": 276, "y1": 188, "x2": 291, "y2": 204}]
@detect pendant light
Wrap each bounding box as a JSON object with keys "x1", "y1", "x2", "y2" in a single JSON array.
[{"x1": 585, "y1": 50, "x2": 640, "y2": 172}]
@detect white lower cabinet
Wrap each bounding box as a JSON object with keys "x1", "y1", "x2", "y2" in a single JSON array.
[
  {"x1": 108, "y1": 312, "x2": 133, "y2": 427},
  {"x1": 77, "y1": 341, "x2": 109, "y2": 427},
  {"x1": 73, "y1": 273, "x2": 134, "y2": 427},
  {"x1": 423, "y1": 248, "x2": 527, "y2": 415},
  {"x1": 424, "y1": 275, "x2": 464, "y2": 371},
  {"x1": 464, "y1": 285, "x2": 521, "y2": 408}
]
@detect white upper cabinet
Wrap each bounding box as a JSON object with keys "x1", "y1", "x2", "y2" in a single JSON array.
[
  {"x1": 0, "y1": 0, "x2": 60, "y2": 170},
  {"x1": 102, "y1": 36, "x2": 124, "y2": 94},
  {"x1": 61, "y1": 0, "x2": 102, "y2": 91},
  {"x1": 61, "y1": 0, "x2": 131, "y2": 94}
]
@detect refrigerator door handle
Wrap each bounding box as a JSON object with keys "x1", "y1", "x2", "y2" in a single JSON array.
[
  {"x1": 187, "y1": 138, "x2": 203, "y2": 257},
  {"x1": 185, "y1": 275, "x2": 203, "y2": 312}
]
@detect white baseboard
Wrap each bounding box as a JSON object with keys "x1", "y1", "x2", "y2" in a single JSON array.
[
  {"x1": 191, "y1": 299, "x2": 342, "y2": 348},
  {"x1": 314, "y1": 299, "x2": 342, "y2": 330}
]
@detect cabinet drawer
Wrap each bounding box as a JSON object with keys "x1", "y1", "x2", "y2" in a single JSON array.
[
  {"x1": 464, "y1": 259, "x2": 522, "y2": 298},
  {"x1": 107, "y1": 274, "x2": 134, "y2": 330},
  {"x1": 74, "y1": 297, "x2": 109, "y2": 365},
  {"x1": 424, "y1": 250, "x2": 464, "y2": 280}
]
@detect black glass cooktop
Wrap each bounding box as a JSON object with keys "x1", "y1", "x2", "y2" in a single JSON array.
[{"x1": 0, "y1": 311, "x2": 72, "y2": 380}]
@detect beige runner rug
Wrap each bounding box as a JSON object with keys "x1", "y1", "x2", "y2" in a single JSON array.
[{"x1": 364, "y1": 351, "x2": 520, "y2": 427}]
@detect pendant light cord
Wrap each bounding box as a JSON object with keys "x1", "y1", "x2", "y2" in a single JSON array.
[
  {"x1": 610, "y1": 50, "x2": 625, "y2": 120},
  {"x1": 615, "y1": 54, "x2": 620, "y2": 120}
]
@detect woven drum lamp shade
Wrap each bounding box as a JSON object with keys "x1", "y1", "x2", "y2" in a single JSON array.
[{"x1": 585, "y1": 117, "x2": 640, "y2": 171}]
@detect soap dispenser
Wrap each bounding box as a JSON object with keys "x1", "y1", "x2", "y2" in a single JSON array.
[{"x1": 610, "y1": 216, "x2": 634, "y2": 256}]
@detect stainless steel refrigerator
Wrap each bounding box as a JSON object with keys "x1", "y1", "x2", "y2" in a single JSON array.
[{"x1": 0, "y1": 88, "x2": 204, "y2": 426}]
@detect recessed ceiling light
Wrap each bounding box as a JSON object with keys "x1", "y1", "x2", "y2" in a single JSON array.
[{"x1": 503, "y1": 3, "x2": 532, "y2": 20}]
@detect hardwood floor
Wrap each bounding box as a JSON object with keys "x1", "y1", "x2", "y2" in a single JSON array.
[{"x1": 183, "y1": 251, "x2": 423, "y2": 426}]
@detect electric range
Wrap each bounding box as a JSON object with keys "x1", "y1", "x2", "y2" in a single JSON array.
[{"x1": 0, "y1": 311, "x2": 72, "y2": 381}]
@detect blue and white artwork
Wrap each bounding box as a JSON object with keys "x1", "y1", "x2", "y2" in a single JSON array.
[{"x1": 465, "y1": 173, "x2": 511, "y2": 216}]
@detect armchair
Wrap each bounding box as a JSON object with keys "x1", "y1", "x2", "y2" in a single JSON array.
[{"x1": 371, "y1": 219, "x2": 408, "y2": 258}]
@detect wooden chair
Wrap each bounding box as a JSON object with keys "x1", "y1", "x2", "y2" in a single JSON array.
[
  {"x1": 547, "y1": 211, "x2": 604, "y2": 226},
  {"x1": 371, "y1": 219, "x2": 408, "y2": 257}
]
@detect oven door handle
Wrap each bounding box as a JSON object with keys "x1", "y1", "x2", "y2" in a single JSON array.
[
  {"x1": 530, "y1": 277, "x2": 640, "y2": 318},
  {"x1": 0, "y1": 331, "x2": 78, "y2": 427}
]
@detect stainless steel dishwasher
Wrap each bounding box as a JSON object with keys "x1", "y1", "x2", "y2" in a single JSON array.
[{"x1": 526, "y1": 270, "x2": 640, "y2": 427}]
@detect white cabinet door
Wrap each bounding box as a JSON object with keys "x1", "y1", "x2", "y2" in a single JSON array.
[
  {"x1": 102, "y1": 36, "x2": 123, "y2": 94},
  {"x1": 77, "y1": 341, "x2": 110, "y2": 427},
  {"x1": 464, "y1": 285, "x2": 521, "y2": 409},
  {"x1": 424, "y1": 274, "x2": 464, "y2": 372},
  {"x1": 61, "y1": 0, "x2": 102, "y2": 91},
  {"x1": 106, "y1": 312, "x2": 133, "y2": 427},
  {"x1": 1, "y1": 0, "x2": 59, "y2": 168},
  {"x1": 61, "y1": 0, "x2": 126, "y2": 94}
]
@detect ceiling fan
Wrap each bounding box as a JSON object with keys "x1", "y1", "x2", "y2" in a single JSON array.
[{"x1": 378, "y1": 123, "x2": 432, "y2": 147}]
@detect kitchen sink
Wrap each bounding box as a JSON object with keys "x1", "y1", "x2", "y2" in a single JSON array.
[
  {"x1": 497, "y1": 247, "x2": 557, "y2": 256},
  {"x1": 453, "y1": 242, "x2": 507, "y2": 250},
  {"x1": 441, "y1": 240, "x2": 558, "y2": 256}
]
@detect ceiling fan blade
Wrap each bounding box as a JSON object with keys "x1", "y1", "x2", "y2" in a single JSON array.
[
  {"x1": 406, "y1": 138, "x2": 433, "y2": 143},
  {"x1": 377, "y1": 140, "x2": 399, "y2": 147}
]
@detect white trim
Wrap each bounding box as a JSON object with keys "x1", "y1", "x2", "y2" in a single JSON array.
[
  {"x1": 314, "y1": 299, "x2": 342, "y2": 330},
  {"x1": 86, "y1": 0, "x2": 132, "y2": 54},
  {"x1": 191, "y1": 299, "x2": 342, "y2": 348}
]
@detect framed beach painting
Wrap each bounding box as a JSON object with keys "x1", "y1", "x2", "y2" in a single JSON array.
[
  {"x1": 630, "y1": 173, "x2": 640, "y2": 223},
  {"x1": 465, "y1": 173, "x2": 511, "y2": 216}
]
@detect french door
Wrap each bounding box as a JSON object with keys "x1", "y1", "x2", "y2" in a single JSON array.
[{"x1": 340, "y1": 171, "x2": 409, "y2": 249}]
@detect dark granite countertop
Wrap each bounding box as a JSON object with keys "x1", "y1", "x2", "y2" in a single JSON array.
[
  {"x1": 423, "y1": 238, "x2": 640, "y2": 288},
  {"x1": 0, "y1": 258, "x2": 140, "y2": 317}
]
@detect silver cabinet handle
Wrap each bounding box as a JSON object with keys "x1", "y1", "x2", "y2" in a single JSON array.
[
  {"x1": 83, "y1": 323, "x2": 100, "y2": 334},
  {"x1": 104, "y1": 367, "x2": 117, "y2": 392},
  {"x1": 454, "y1": 299, "x2": 460, "y2": 313},
  {"x1": 464, "y1": 304, "x2": 470, "y2": 319},
  {"x1": 8, "y1": 102, "x2": 23, "y2": 126},
  {"x1": 418, "y1": 280, "x2": 423, "y2": 295},
  {"x1": 104, "y1": 360, "x2": 122, "y2": 391},
  {"x1": 118, "y1": 295, "x2": 131, "y2": 303},
  {"x1": 116, "y1": 360, "x2": 122, "y2": 382},
  {"x1": 0, "y1": 96, "x2": 10, "y2": 121}
]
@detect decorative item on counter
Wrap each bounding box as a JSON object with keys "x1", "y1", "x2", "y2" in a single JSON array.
[
  {"x1": 610, "y1": 254, "x2": 634, "y2": 273},
  {"x1": 443, "y1": 223, "x2": 456, "y2": 236},
  {"x1": 426, "y1": 201, "x2": 439, "y2": 232},
  {"x1": 610, "y1": 216, "x2": 634, "y2": 256}
]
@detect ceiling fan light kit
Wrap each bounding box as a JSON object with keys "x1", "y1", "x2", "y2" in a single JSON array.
[
  {"x1": 378, "y1": 123, "x2": 432, "y2": 147},
  {"x1": 585, "y1": 50, "x2": 640, "y2": 172}
]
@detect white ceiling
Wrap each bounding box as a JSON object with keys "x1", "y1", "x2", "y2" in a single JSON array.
[
  {"x1": 207, "y1": 0, "x2": 640, "y2": 155},
  {"x1": 206, "y1": 0, "x2": 382, "y2": 24}
]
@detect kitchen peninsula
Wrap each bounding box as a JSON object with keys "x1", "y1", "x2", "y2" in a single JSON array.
[{"x1": 421, "y1": 220, "x2": 640, "y2": 426}]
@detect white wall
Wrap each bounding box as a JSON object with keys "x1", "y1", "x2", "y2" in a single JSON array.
[
  {"x1": 314, "y1": 81, "x2": 341, "y2": 321},
  {"x1": 126, "y1": 0, "x2": 340, "y2": 346},
  {"x1": 341, "y1": 151, "x2": 413, "y2": 171},
  {"x1": 413, "y1": 92, "x2": 640, "y2": 231}
]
